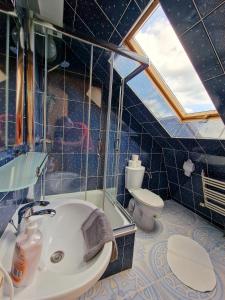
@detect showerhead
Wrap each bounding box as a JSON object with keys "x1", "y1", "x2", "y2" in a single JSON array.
[
  {"x1": 48, "y1": 60, "x2": 70, "y2": 73},
  {"x1": 60, "y1": 60, "x2": 70, "y2": 68}
]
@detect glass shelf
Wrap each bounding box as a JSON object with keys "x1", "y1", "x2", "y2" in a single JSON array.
[{"x1": 0, "y1": 152, "x2": 48, "y2": 192}]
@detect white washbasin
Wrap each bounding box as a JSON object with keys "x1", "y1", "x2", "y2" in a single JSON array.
[{"x1": 0, "y1": 199, "x2": 112, "y2": 300}]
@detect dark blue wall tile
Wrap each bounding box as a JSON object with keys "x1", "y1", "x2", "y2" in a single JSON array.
[
  {"x1": 169, "y1": 182, "x2": 181, "y2": 203},
  {"x1": 119, "y1": 154, "x2": 128, "y2": 174},
  {"x1": 160, "y1": 0, "x2": 200, "y2": 36},
  {"x1": 175, "y1": 150, "x2": 188, "y2": 169},
  {"x1": 154, "y1": 137, "x2": 171, "y2": 149},
  {"x1": 159, "y1": 172, "x2": 168, "y2": 189},
  {"x1": 158, "y1": 188, "x2": 170, "y2": 200},
  {"x1": 180, "y1": 186, "x2": 195, "y2": 210},
  {"x1": 152, "y1": 139, "x2": 163, "y2": 153},
  {"x1": 149, "y1": 172, "x2": 160, "y2": 190},
  {"x1": 75, "y1": 2, "x2": 115, "y2": 41},
  {"x1": 120, "y1": 132, "x2": 129, "y2": 153},
  {"x1": 179, "y1": 139, "x2": 205, "y2": 153},
  {"x1": 151, "y1": 153, "x2": 161, "y2": 172},
  {"x1": 130, "y1": 116, "x2": 142, "y2": 133},
  {"x1": 122, "y1": 243, "x2": 134, "y2": 270},
  {"x1": 195, "y1": 0, "x2": 224, "y2": 18},
  {"x1": 193, "y1": 192, "x2": 211, "y2": 220},
  {"x1": 166, "y1": 138, "x2": 187, "y2": 151},
  {"x1": 142, "y1": 122, "x2": 162, "y2": 137},
  {"x1": 96, "y1": 0, "x2": 130, "y2": 25},
  {"x1": 199, "y1": 140, "x2": 225, "y2": 156},
  {"x1": 163, "y1": 149, "x2": 176, "y2": 167},
  {"x1": 167, "y1": 167, "x2": 179, "y2": 185},
  {"x1": 61, "y1": 178, "x2": 81, "y2": 193},
  {"x1": 129, "y1": 134, "x2": 141, "y2": 153},
  {"x1": 116, "y1": 1, "x2": 141, "y2": 37},
  {"x1": 177, "y1": 169, "x2": 192, "y2": 190},
  {"x1": 203, "y1": 4, "x2": 225, "y2": 69},
  {"x1": 141, "y1": 134, "x2": 153, "y2": 153},
  {"x1": 204, "y1": 75, "x2": 225, "y2": 119},
  {"x1": 181, "y1": 22, "x2": 223, "y2": 81},
  {"x1": 192, "y1": 173, "x2": 203, "y2": 195},
  {"x1": 135, "y1": 0, "x2": 150, "y2": 11}
]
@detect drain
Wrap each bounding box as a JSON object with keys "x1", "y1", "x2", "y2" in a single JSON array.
[{"x1": 50, "y1": 251, "x2": 64, "y2": 263}]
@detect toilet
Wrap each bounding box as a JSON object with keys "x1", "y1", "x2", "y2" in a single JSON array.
[{"x1": 125, "y1": 166, "x2": 164, "y2": 231}]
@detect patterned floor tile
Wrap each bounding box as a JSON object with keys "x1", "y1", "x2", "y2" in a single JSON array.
[
  {"x1": 192, "y1": 225, "x2": 224, "y2": 253},
  {"x1": 79, "y1": 200, "x2": 225, "y2": 300}
]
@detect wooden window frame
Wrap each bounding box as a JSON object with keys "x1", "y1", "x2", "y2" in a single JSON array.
[{"x1": 125, "y1": 0, "x2": 219, "y2": 122}]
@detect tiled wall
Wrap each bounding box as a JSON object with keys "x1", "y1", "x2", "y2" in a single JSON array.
[
  {"x1": 160, "y1": 0, "x2": 225, "y2": 124},
  {"x1": 102, "y1": 75, "x2": 169, "y2": 207},
  {"x1": 33, "y1": 28, "x2": 170, "y2": 204},
  {"x1": 36, "y1": 42, "x2": 109, "y2": 195},
  {"x1": 116, "y1": 75, "x2": 225, "y2": 227},
  {"x1": 63, "y1": 0, "x2": 149, "y2": 46},
  {"x1": 1, "y1": 0, "x2": 225, "y2": 237},
  {"x1": 102, "y1": 233, "x2": 135, "y2": 278},
  {"x1": 121, "y1": 79, "x2": 225, "y2": 227},
  {"x1": 163, "y1": 140, "x2": 225, "y2": 228},
  {"x1": 0, "y1": 13, "x2": 28, "y2": 236},
  {"x1": 116, "y1": 107, "x2": 169, "y2": 207},
  {"x1": 62, "y1": 0, "x2": 171, "y2": 204}
]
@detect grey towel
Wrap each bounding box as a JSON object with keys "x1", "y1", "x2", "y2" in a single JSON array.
[{"x1": 81, "y1": 208, "x2": 118, "y2": 262}]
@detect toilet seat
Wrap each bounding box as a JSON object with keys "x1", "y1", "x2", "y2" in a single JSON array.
[{"x1": 130, "y1": 188, "x2": 164, "y2": 208}]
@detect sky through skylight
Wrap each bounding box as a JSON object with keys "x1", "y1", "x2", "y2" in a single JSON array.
[{"x1": 134, "y1": 4, "x2": 216, "y2": 114}]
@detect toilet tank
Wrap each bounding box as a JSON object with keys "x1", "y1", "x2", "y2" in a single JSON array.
[{"x1": 125, "y1": 166, "x2": 145, "y2": 190}]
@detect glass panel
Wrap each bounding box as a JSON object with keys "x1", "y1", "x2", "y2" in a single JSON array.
[
  {"x1": 85, "y1": 46, "x2": 108, "y2": 201},
  {"x1": 128, "y1": 72, "x2": 175, "y2": 119},
  {"x1": 114, "y1": 53, "x2": 140, "y2": 78},
  {"x1": 33, "y1": 25, "x2": 92, "y2": 195},
  {"x1": 134, "y1": 4, "x2": 216, "y2": 114},
  {"x1": 114, "y1": 50, "x2": 225, "y2": 139},
  {"x1": 0, "y1": 13, "x2": 7, "y2": 151},
  {"x1": 0, "y1": 152, "x2": 47, "y2": 192},
  {"x1": 33, "y1": 24, "x2": 139, "y2": 230},
  {"x1": 0, "y1": 13, "x2": 18, "y2": 151}
]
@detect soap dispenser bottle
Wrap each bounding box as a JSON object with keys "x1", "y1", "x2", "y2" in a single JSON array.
[{"x1": 10, "y1": 220, "x2": 43, "y2": 287}]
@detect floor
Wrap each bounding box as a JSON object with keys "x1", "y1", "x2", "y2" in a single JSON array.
[{"x1": 79, "y1": 200, "x2": 225, "y2": 300}]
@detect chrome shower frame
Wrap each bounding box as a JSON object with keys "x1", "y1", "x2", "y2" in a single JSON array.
[
  {"x1": 0, "y1": 6, "x2": 149, "y2": 230},
  {"x1": 32, "y1": 18, "x2": 148, "y2": 227}
]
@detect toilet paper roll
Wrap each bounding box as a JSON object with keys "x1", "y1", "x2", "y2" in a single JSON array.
[
  {"x1": 136, "y1": 160, "x2": 142, "y2": 167},
  {"x1": 132, "y1": 154, "x2": 139, "y2": 161},
  {"x1": 129, "y1": 160, "x2": 137, "y2": 168}
]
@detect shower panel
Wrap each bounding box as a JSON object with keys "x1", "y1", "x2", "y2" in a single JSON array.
[
  {"x1": 0, "y1": 11, "x2": 19, "y2": 150},
  {"x1": 32, "y1": 19, "x2": 148, "y2": 227}
]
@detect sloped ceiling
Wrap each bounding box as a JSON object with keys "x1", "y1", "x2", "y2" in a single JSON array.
[
  {"x1": 62, "y1": 0, "x2": 225, "y2": 156},
  {"x1": 160, "y1": 0, "x2": 225, "y2": 124},
  {"x1": 63, "y1": 0, "x2": 225, "y2": 125},
  {"x1": 63, "y1": 0, "x2": 147, "y2": 44}
]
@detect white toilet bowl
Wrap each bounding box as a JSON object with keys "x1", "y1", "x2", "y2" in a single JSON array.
[
  {"x1": 129, "y1": 188, "x2": 164, "y2": 231},
  {"x1": 125, "y1": 165, "x2": 164, "y2": 231}
]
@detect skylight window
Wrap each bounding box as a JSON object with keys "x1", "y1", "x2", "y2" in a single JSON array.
[{"x1": 126, "y1": 2, "x2": 219, "y2": 121}]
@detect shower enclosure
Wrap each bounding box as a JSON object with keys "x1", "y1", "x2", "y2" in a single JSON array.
[{"x1": 32, "y1": 19, "x2": 148, "y2": 233}]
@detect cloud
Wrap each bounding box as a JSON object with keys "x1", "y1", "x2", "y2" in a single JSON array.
[{"x1": 135, "y1": 6, "x2": 215, "y2": 113}]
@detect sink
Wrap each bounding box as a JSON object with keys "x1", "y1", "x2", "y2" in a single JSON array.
[{"x1": 0, "y1": 199, "x2": 112, "y2": 300}]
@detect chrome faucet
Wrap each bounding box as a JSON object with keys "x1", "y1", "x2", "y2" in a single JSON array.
[{"x1": 10, "y1": 201, "x2": 56, "y2": 235}]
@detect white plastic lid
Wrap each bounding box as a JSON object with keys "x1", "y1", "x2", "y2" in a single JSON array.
[{"x1": 131, "y1": 189, "x2": 164, "y2": 207}]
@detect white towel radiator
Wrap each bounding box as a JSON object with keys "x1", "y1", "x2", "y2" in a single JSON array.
[{"x1": 201, "y1": 170, "x2": 225, "y2": 217}]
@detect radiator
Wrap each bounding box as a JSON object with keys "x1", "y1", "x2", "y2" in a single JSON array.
[{"x1": 201, "y1": 170, "x2": 225, "y2": 217}]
